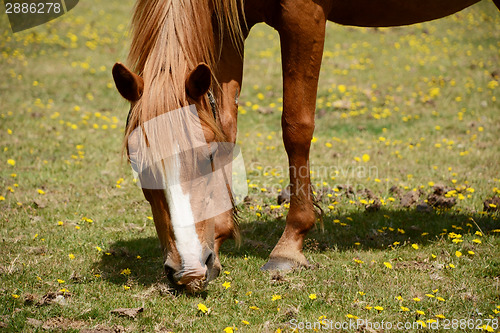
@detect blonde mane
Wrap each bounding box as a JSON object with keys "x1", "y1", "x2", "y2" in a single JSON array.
[{"x1": 124, "y1": 0, "x2": 245, "y2": 148}]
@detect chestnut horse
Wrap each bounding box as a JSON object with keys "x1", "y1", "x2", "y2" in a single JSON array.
[{"x1": 113, "y1": 0, "x2": 499, "y2": 293}]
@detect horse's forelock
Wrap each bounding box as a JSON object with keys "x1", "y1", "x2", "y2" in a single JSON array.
[{"x1": 123, "y1": 0, "x2": 240, "y2": 153}]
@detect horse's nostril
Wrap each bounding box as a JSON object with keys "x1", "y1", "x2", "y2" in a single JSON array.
[
  {"x1": 164, "y1": 265, "x2": 176, "y2": 283},
  {"x1": 204, "y1": 251, "x2": 215, "y2": 269},
  {"x1": 203, "y1": 250, "x2": 220, "y2": 282},
  {"x1": 164, "y1": 258, "x2": 182, "y2": 285}
]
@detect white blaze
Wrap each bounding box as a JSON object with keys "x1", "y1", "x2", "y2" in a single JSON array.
[{"x1": 163, "y1": 148, "x2": 203, "y2": 272}]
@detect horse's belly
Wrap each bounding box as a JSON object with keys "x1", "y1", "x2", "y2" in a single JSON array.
[{"x1": 327, "y1": 0, "x2": 481, "y2": 27}]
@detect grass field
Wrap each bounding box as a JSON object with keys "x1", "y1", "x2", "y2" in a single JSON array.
[{"x1": 1, "y1": 0, "x2": 500, "y2": 332}]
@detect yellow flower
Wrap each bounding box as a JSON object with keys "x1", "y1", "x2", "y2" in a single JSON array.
[
  {"x1": 413, "y1": 297, "x2": 421, "y2": 302},
  {"x1": 120, "y1": 268, "x2": 131, "y2": 275},
  {"x1": 7, "y1": 159, "x2": 15, "y2": 166},
  {"x1": 309, "y1": 294, "x2": 317, "y2": 300},
  {"x1": 222, "y1": 281, "x2": 231, "y2": 289},
  {"x1": 487, "y1": 80, "x2": 499, "y2": 89},
  {"x1": 123, "y1": 285, "x2": 130, "y2": 290},
  {"x1": 272, "y1": 295, "x2": 282, "y2": 301},
  {"x1": 412, "y1": 244, "x2": 419, "y2": 250},
  {"x1": 362, "y1": 154, "x2": 370, "y2": 162},
  {"x1": 472, "y1": 239, "x2": 481, "y2": 244},
  {"x1": 12, "y1": 294, "x2": 20, "y2": 299},
  {"x1": 37, "y1": 189, "x2": 45, "y2": 195},
  {"x1": 481, "y1": 325, "x2": 494, "y2": 332},
  {"x1": 429, "y1": 87, "x2": 440, "y2": 97},
  {"x1": 374, "y1": 306, "x2": 384, "y2": 311},
  {"x1": 249, "y1": 306, "x2": 259, "y2": 310},
  {"x1": 223, "y1": 327, "x2": 234, "y2": 333},
  {"x1": 435, "y1": 314, "x2": 446, "y2": 319},
  {"x1": 57, "y1": 279, "x2": 65, "y2": 284},
  {"x1": 383, "y1": 262, "x2": 393, "y2": 269},
  {"x1": 416, "y1": 310, "x2": 425, "y2": 315},
  {"x1": 401, "y1": 306, "x2": 410, "y2": 312},
  {"x1": 241, "y1": 320, "x2": 249, "y2": 325},
  {"x1": 197, "y1": 303, "x2": 209, "y2": 314},
  {"x1": 68, "y1": 254, "x2": 75, "y2": 260},
  {"x1": 455, "y1": 251, "x2": 462, "y2": 257}
]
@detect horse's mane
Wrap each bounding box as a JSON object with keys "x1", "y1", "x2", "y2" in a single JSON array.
[{"x1": 124, "y1": 0, "x2": 245, "y2": 148}]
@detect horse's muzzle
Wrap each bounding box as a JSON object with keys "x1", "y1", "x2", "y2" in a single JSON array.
[{"x1": 164, "y1": 248, "x2": 219, "y2": 293}]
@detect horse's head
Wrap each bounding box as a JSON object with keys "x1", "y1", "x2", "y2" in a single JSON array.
[{"x1": 112, "y1": 62, "x2": 232, "y2": 293}]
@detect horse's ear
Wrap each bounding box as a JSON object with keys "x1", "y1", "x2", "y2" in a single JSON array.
[
  {"x1": 112, "y1": 62, "x2": 144, "y2": 102},
  {"x1": 186, "y1": 63, "x2": 212, "y2": 100}
]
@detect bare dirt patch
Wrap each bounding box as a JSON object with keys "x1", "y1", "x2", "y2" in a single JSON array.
[{"x1": 484, "y1": 196, "x2": 500, "y2": 212}]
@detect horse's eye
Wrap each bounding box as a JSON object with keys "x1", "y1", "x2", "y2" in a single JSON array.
[
  {"x1": 208, "y1": 142, "x2": 218, "y2": 156},
  {"x1": 196, "y1": 142, "x2": 218, "y2": 161}
]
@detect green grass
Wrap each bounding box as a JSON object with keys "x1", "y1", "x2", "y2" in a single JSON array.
[{"x1": 1, "y1": 0, "x2": 500, "y2": 332}]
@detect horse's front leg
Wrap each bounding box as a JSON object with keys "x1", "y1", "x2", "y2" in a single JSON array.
[{"x1": 262, "y1": 1, "x2": 327, "y2": 270}]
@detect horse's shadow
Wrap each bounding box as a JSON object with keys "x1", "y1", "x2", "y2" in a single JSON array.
[
  {"x1": 93, "y1": 207, "x2": 498, "y2": 287},
  {"x1": 92, "y1": 236, "x2": 166, "y2": 287},
  {"x1": 224, "y1": 207, "x2": 498, "y2": 257}
]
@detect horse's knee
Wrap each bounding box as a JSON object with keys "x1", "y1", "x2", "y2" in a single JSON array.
[{"x1": 282, "y1": 116, "x2": 315, "y2": 149}]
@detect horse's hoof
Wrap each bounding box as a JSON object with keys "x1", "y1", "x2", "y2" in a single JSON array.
[{"x1": 260, "y1": 257, "x2": 309, "y2": 271}]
